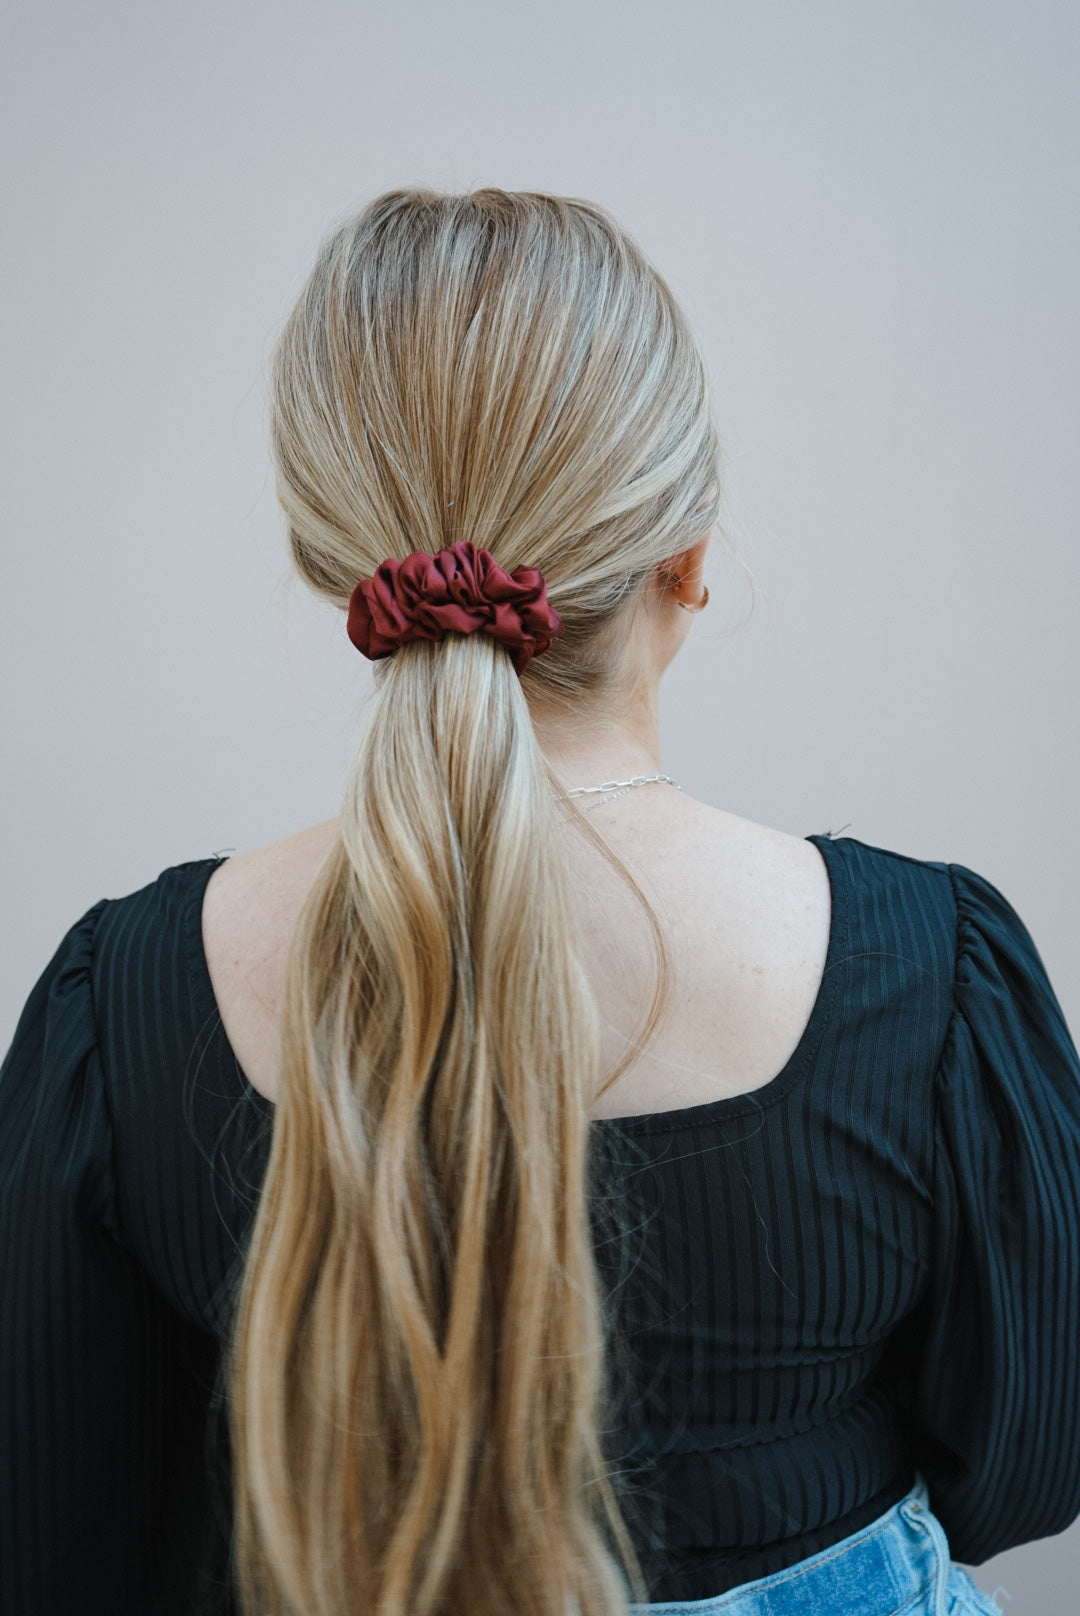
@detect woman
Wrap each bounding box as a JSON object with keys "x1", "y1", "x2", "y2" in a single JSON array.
[{"x1": 2, "y1": 187, "x2": 1078, "y2": 1616}]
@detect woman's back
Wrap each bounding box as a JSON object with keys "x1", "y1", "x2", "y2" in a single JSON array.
[
  {"x1": 6, "y1": 813, "x2": 1078, "y2": 1609},
  {"x1": 201, "y1": 797, "x2": 833, "y2": 1123}
]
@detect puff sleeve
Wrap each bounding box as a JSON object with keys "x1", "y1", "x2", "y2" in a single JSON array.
[
  {"x1": 909, "y1": 863, "x2": 1080, "y2": 1563},
  {"x1": 0, "y1": 905, "x2": 226, "y2": 1616}
]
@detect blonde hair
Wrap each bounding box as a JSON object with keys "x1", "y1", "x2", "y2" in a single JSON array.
[{"x1": 228, "y1": 187, "x2": 720, "y2": 1616}]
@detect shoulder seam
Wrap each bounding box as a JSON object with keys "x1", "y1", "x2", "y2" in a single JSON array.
[{"x1": 823, "y1": 834, "x2": 952, "y2": 879}]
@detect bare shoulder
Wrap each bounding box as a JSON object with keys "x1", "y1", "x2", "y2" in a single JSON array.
[
  {"x1": 574, "y1": 789, "x2": 830, "y2": 938},
  {"x1": 202, "y1": 818, "x2": 339, "y2": 976},
  {"x1": 560, "y1": 793, "x2": 833, "y2": 1115},
  {"x1": 662, "y1": 797, "x2": 831, "y2": 964},
  {"x1": 201, "y1": 818, "x2": 340, "y2": 1099},
  {"x1": 203, "y1": 817, "x2": 339, "y2": 920},
  {"x1": 675, "y1": 795, "x2": 826, "y2": 876}
]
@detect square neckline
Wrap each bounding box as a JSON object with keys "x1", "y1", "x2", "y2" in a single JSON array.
[{"x1": 186, "y1": 832, "x2": 849, "y2": 1136}]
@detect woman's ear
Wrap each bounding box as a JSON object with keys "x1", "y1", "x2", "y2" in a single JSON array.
[{"x1": 658, "y1": 531, "x2": 710, "y2": 595}]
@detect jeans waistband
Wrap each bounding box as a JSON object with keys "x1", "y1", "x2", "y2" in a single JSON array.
[{"x1": 629, "y1": 1475, "x2": 992, "y2": 1615}]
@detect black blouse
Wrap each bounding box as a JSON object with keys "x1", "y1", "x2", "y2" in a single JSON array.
[{"x1": 2, "y1": 832, "x2": 1080, "y2": 1614}]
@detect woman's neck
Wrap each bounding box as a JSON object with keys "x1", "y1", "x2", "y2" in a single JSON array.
[{"x1": 526, "y1": 682, "x2": 664, "y2": 793}]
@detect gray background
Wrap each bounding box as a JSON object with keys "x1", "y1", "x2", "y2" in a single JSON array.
[{"x1": 2, "y1": 2, "x2": 1077, "y2": 1607}]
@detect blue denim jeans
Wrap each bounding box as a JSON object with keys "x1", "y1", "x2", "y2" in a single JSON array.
[{"x1": 631, "y1": 1476, "x2": 1011, "y2": 1615}]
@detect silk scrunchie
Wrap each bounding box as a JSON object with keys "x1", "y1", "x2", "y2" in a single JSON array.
[{"x1": 346, "y1": 540, "x2": 564, "y2": 676}]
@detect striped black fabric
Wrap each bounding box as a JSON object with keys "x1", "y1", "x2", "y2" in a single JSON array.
[{"x1": 2, "y1": 833, "x2": 1079, "y2": 1612}]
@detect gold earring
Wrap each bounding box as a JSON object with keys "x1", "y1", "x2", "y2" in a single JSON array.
[{"x1": 677, "y1": 585, "x2": 709, "y2": 614}]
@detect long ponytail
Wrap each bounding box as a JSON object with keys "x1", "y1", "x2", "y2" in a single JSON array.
[{"x1": 228, "y1": 187, "x2": 719, "y2": 1615}]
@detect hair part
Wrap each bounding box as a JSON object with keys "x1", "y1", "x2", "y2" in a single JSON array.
[{"x1": 228, "y1": 185, "x2": 719, "y2": 1616}]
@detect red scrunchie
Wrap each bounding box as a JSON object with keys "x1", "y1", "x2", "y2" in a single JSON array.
[{"x1": 346, "y1": 540, "x2": 564, "y2": 676}]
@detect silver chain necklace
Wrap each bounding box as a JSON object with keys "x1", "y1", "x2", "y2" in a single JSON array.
[{"x1": 553, "y1": 772, "x2": 683, "y2": 813}]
